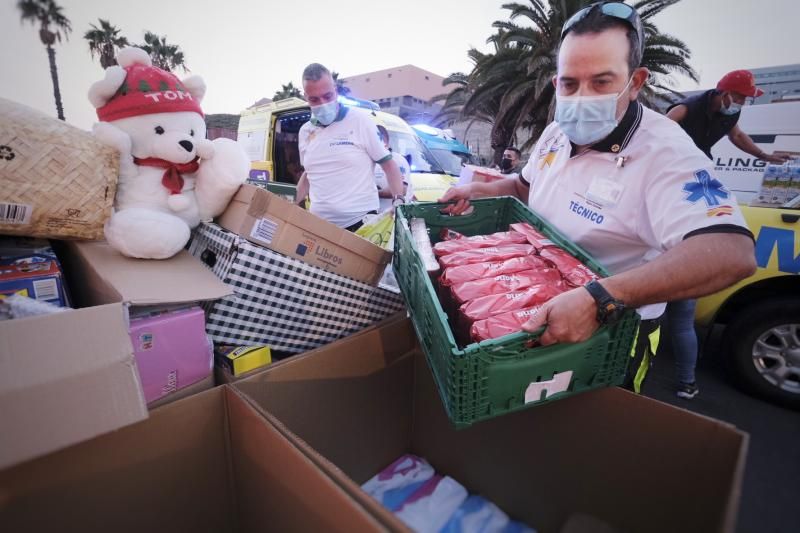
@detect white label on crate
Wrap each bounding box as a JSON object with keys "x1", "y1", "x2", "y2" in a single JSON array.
[
  {"x1": 0, "y1": 202, "x2": 32, "y2": 224},
  {"x1": 251, "y1": 217, "x2": 278, "y2": 244},
  {"x1": 524, "y1": 370, "x2": 573, "y2": 403},
  {"x1": 32, "y1": 278, "x2": 58, "y2": 301}
]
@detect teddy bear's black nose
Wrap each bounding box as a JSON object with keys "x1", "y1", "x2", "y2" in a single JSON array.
[{"x1": 179, "y1": 140, "x2": 194, "y2": 152}]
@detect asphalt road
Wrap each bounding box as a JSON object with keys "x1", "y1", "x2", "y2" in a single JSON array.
[{"x1": 643, "y1": 330, "x2": 799, "y2": 533}]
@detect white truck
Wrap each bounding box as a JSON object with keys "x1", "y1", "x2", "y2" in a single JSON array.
[{"x1": 709, "y1": 100, "x2": 800, "y2": 204}]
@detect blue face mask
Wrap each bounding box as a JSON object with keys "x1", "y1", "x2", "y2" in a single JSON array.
[
  {"x1": 555, "y1": 77, "x2": 633, "y2": 146},
  {"x1": 720, "y1": 96, "x2": 742, "y2": 116},
  {"x1": 311, "y1": 101, "x2": 339, "y2": 126}
]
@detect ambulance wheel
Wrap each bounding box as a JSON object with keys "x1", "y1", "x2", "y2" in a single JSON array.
[{"x1": 726, "y1": 299, "x2": 800, "y2": 410}]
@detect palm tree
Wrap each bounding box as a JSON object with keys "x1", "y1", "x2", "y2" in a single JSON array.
[
  {"x1": 137, "y1": 31, "x2": 187, "y2": 72},
  {"x1": 273, "y1": 82, "x2": 303, "y2": 101},
  {"x1": 17, "y1": 0, "x2": 71, "y2": 120},
  {"x1": 84, "y1": 19, "x2": 128, "y2": 69},
  {"x1": 438, "y1": 0, "x2": 697, "y2": 162}
]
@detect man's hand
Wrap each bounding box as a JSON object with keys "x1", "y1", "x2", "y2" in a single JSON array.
[
  {"x1": 760, "y1": 152, "x2": 793, "y2": 164},
  {"x1": 521, "y1": 287, "x2": 599, "y2": 345},
  {"x1": 438, "y1": 185, "x2": 473, "y2": 215}
]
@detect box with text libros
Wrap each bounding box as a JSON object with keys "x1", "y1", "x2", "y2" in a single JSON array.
[{"x1": 218, "y1": 184, "x2": 391, "y2": 285}]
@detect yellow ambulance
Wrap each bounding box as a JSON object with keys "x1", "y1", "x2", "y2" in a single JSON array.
[{"x1": 237, "y1": 96, "x2": 457, "y2": 202}]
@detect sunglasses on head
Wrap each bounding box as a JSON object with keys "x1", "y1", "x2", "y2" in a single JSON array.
[{"x1": 561, "y1": 2, "x2": 644, "y2": 55}]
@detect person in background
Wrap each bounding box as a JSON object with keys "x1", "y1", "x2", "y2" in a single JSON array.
[
  {"x1": 666, "y1": 70, "x2": 791, "y2": 164},
  {"x1": 664, "y1": 70, "x2": 788, "y2": 400},
  {"x1": 499, "y1": 147, "x2": 524, "y2": 176},
  {"x1": 374, "y1": 125, "x2": 413, "y2": 212},
  {"x1": 295, "y1": 63, "x2": 405, "y2": 231},
  {"x1": 439, "y1": 1, "x2": 756, "y2": 394}
]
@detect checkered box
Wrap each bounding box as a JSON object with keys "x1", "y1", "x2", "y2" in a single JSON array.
[{"x1": 189, "y1": 223, "x2": 405, "y2": 353}]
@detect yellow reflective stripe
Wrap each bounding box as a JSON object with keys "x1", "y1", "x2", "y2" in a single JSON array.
[
  {"x1": 629, "y1": 325, "x2": 640, "y2": 358},
  {"x1": 633, "y1": 349, "x2": 650, "y2": 394},
  {"x1": 647, "y1": 327, "x2": 661, "y2": 355},
  {"x1": 632, "y1": 326, "x2": 661, "y2": 394}
]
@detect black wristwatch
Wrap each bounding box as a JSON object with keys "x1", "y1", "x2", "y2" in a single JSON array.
[{"x1": 584, "y1": 280, "x2": 626, "y2": 325}]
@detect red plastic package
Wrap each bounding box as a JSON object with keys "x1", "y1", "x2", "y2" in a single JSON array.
[
  {"x1": 438, "y1": 244, "x2": 535, "y2": 269},
  {"x1": 433, "y1": 230, "x2": 530, "y2": 257},
  {"x1": 539, "y1": 247, "x2": 600, "y2": 287},
  {"x1": 439, "y1": 255, "x2": 553, "y2": 287},
  {"x1": 460, "y1": 282, "x2": 566, "y2": 323},
  {"x1": 509, "y1": 222, "x2": 555, "y2": 251},
  {"x1": 450, "y1": 268, "x2": 563, "y2": 305},
  {"x1": 470, "y1": 305, "x2": 544, "y2": 342}
]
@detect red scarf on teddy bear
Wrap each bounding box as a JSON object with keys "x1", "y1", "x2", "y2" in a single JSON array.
[{"x1": 133, "y1": 156, "x2": 200, "y2": 194}]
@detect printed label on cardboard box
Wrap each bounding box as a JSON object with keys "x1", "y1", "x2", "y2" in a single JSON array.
[
  {"x1": 32, "y1": 278, "x2": 58, "y2": 300},
  {"x1": 251, "y1": 217, "x2": 279, "y2": 244}
]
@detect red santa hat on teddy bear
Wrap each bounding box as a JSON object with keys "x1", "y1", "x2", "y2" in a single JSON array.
[{"x1": 93, "y1": 47, "x2": 204, "y2": 122}]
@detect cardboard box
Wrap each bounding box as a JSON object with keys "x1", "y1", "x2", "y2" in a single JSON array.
[
  {"x1": 0, "y1": 301, "x2": 147, "y2": 470},
  {"x1": 0, "y1": 97, "x2": 118, "y2": 240},
  {"x1": 234, "y1": 316, "x2": 748, "y2": 533},
  {"x1": 189, "y1": 222, "x2": 405, "y2": 353},
  {"x1": 218, "y1": 184, "x2": 392, "y2": 285},
  {"x1": 211, "y1": 311, "x2": 407, "y2": 386},
  {"x1": 0, "y1": 386, "x2": 389, "y2": 532},
  {"x1": 61, "y1": 240, "x2": 232, "y2": 400},
  {"x1": 147, "y1": 374, "x2": 215, "y2": 410},
  {"x1": 0, "y1": 241, "x2": 233, "y2": 470}
]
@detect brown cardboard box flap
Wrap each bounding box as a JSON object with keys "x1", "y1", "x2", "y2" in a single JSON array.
[
  {"x1": 233, "y1": 317, "x2": 749, "y2": 533},
  {"x1": 67, "y1": 240, "x2": 232, "y2": 306},
  {"x1": 0, "y1": 302, "x2": 147, "y2": 469},
  {"x1": 0, "y1": 385, "x2": 390, "y2": 532}
]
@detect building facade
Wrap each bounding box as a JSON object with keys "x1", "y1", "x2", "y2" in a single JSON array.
[
  {"x1": 751, "y1": 64, "x2": 800, "y2": 104},
  {"x1": 342, "y1": 65, "x2": 447, "y2": 124}
]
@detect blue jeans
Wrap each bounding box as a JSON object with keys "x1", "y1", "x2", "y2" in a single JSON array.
[{"x1": 666, "y1": 299, "x2": 698, "y2": 385}]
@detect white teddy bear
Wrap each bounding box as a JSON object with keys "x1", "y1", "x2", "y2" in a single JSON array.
[{"x1": 88, "y1": 47, "x2": 248, "y2": 259}]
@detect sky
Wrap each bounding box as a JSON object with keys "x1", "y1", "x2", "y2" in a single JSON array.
[{"x1": 1, "y1": 0, "x2": 797, "y2": 131}]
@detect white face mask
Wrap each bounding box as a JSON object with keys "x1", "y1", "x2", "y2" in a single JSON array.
[
  {"x1": 311, "y1": 100, "x2": 339, "y2": 126},
  {"x1": 720, "y1": 95, "x2": 742, "y2": 116},
  {"x1": 555, "y1": 77, "x2": 634, "y2": 146}
]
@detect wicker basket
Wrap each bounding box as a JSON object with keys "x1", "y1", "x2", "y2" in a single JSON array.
[{"x1": 0, "y1": 97, "x2": 119, "y2": 240}]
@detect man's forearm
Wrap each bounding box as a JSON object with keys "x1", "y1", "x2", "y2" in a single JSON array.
[
  {"x1": 380, "y1": 160, "x2": 405, "y2": 198},
  {"x1": 731, "y1": 131, "x2": 765, "y2": 159},
  {"x1": 469, "y1": 178, "x2": 521, "y2": 200},
  {"x1": 602, "y1": 233, "x2": 756, "y2": 307},
  {"x1": 295, "y1": 172, "x2": 309, "y2": 204}
]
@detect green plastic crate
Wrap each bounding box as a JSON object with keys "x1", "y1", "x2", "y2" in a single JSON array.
[
  {"x1": 394, "y1": 197, "x2": 640, "y2": 428},
  {"x1": 247, "y1": 180, "x2": 298, "y2": 203}
]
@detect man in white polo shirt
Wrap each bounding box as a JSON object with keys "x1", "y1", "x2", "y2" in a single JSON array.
[
  {"x1": 439, "y1": 2, "x2": 756, "y2": 392},
  {"x1": 295, "y1": 63, "x2": 405, "y2": 231}
]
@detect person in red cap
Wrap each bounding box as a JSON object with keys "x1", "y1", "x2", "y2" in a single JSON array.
[
  {"x1": 667, "y1": 69, "x2": 790, "y2": 164},
  {"x1": 664, "y1": 70, "x2": 788, "y2": 400}
]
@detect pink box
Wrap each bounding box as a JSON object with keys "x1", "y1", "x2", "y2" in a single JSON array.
[{"x1": 128, "y1": 307, "x2": 212, "y2": 404}]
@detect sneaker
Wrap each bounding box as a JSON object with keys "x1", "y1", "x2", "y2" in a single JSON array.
[{"x1": 676, "y1": 382, "x2": 699, "y2": 400}]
